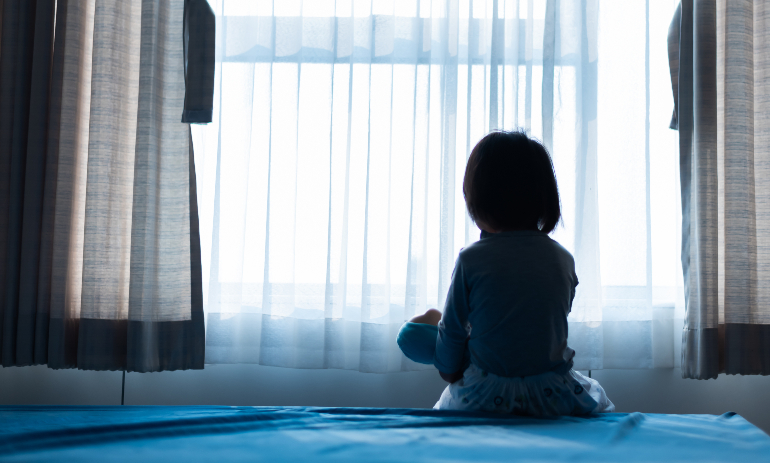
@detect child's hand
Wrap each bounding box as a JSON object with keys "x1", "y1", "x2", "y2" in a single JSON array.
[{"x1": 409, "y1": 308, "x2": 442, "y2": 326}]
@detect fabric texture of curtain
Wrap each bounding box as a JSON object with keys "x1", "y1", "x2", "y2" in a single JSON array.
[
  {"x1": 0, "y1": 0, "x2": 206, "y2": 372},
  {"x1": 193, "y1": 0, "x2": 684, "y2": 373},
  {"x1": 672, "y1": 0, "x2": 770, "y2": 379}
]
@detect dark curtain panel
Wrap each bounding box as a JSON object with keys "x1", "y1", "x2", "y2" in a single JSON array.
[
  {"x1": 671, "y1": 0, "x2": 770, "y2": 379},
  {"x1": 0, "y1": 0, "x2": 207, "y2": 372}
]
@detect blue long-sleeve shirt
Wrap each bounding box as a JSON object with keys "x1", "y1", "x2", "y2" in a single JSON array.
[{"x1": 434, "y1": 230, "x2": 577, "y2": 378}]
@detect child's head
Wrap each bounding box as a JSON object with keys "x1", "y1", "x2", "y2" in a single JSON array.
[{"x1": 463, "y1": 131, "x2": 561, "y2": 234}]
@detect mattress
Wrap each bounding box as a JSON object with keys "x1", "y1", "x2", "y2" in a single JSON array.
[{"x1": 0, "y1": 406, "x2": 768, "y2": 462}]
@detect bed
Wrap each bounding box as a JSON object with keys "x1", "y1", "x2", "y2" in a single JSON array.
[{"x1": 1, "y1": 406, "x2": 768, "y2": 462}]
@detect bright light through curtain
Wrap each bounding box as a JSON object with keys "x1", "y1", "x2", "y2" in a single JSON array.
[{"x1": 192, "y1": 0, "x2": 684, "y2": 373}]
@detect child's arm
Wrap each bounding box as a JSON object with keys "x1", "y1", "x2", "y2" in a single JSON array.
[
  {"x1": 434, "y1": 257, "x2": 471, "y2": 382},
  {"x1": 439, "y1": 369, "x2": 465, "y2": 383}
]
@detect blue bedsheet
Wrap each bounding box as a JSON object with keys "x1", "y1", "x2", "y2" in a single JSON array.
[{"x1": 0, "y1": 406, "x2": 768, "y2": 462}]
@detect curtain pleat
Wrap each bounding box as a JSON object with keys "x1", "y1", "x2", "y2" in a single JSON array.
[
  {"x1": 540, "y1": 0, "x2": 557, "y2": 150},
  {"x1": 565, "y1": 0, "x2": 604, "y2": 370},
  {"x1": 0, "y1": 0, "x2": 45, "y2": 367},
  {"x1": 17, "y1": 0, "x2": 57, "y2": 367},
  {"x1": 36, "y1": 0, "x2": 70, "y2": 366},
  {"x1": 77, "y1": 0, "x2": 142, "y2": 369},
  {"x1": 0, "y1": 0, "x2": 206, "y2": 372},
  {"x1": 48, "y1": 0, "x2": 94, "y2": 369}
]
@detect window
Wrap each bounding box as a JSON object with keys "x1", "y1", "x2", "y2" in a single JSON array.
[{"x1": 192, "y1": 0, "x2": 683, "y2": 372}]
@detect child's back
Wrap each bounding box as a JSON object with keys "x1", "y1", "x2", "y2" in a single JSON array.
[{"x1": 435, "y1": 230, "x2": 577, "y2": 379}]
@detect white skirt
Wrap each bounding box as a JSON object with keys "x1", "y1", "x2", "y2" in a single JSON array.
[{"x1": 434, "y1": 364, "x2": 615, "y2": 417}]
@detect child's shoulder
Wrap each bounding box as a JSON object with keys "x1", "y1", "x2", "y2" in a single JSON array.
[
  {"x1": 456, "y1": 237, "x2": 489, "y2": 259},
  {"x1": 544, "y1": 235, "x2": 575, "y2": 259}
]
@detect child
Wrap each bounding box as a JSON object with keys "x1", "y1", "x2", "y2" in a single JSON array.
[{"x1": 397, "y1": 131, "x2": 614, "y2": 417}]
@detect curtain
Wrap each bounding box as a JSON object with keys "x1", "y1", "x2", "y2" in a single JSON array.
[
  {"x1": 193, "y1": 0, "x2": 684, "y2": 373},
  {"x1": 0, "y1": 0, "x2": 205, "y2": 372},
  {"x1": 673, "y1": 0, "x2": 770, "y2": 379}
]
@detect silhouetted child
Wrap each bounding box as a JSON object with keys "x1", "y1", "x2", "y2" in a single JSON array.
[{"x1": 397, "y1": 131, "x2": 614, "y2": 417}]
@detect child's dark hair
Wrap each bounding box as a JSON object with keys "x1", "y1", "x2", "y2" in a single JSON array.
[{"x1": 463, "y1": 131, "x2": 561, "y2": 234}]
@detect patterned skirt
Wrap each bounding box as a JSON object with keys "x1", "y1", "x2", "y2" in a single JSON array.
[{"x1": 434, "y1": 364, "x2": 615, "y2": 417}]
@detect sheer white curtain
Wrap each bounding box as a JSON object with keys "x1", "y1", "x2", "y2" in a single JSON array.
[{"x1": 192, "y1": 0, "x2": 684, "y2": 372}]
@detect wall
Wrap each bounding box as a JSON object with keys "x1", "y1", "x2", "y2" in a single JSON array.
[{"x1": 2, "y1": 364, "x2": 769, "y2": 434}]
